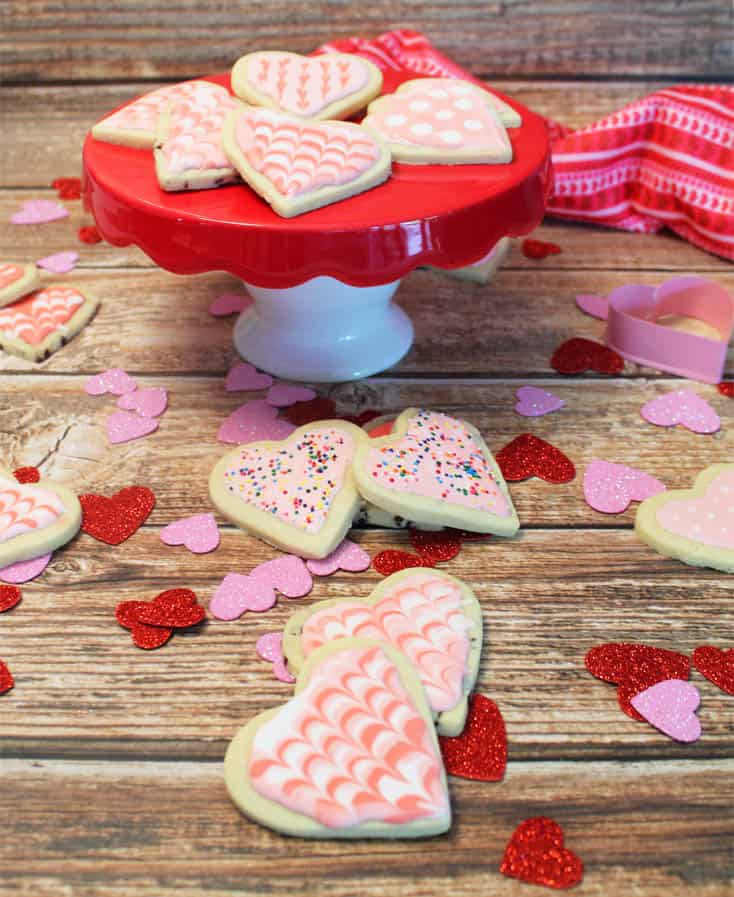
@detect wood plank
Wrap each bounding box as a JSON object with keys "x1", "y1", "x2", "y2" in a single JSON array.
[
  {"x1": 1, "y1": 528, "x2": 731, "y2": 759},
  {"x1": 1, "y1": 757, "x2": 731, "y2": 896},
  {"x1": 2, "y1": 3, "x2": 731, "y2": 82}
]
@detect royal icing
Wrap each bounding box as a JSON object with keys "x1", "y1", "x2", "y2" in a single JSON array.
[
  {"x1": 160, "y1": 87, "x2": 239, "y2": 173},
  {"x1": 100, "y1": 81, "x2": 230, "y2": 134},
  {"x1": 0, "y1": 477, "x2": 65, "y2": 543},
  {"x1": 0, "y1": 287, "x2": 84, "y2": 345},
  {"x1": 300, "y1": 571, "x2": 472, "y2": 713},
  {"x1": 245, "y1": 53, "x2": 370, "y2": 118},
  {"x1": 233, "y1": 108, "x2": 380, "y2": 198},
  {"x1": 366, "y1": 410, "x2": 510, "y2": 514},
  {"x1": 656, "y1": 468, "x2": 734, "y2": 549},
  {"x1": 222, "y1": 426, "x2": 355, "y2": 533},
  {"x1": 249, "y1": 645, "x2": 448, "y2": 828},
  {"x1": 0, "y1": 264, "x2": 23, "y2": 290}
]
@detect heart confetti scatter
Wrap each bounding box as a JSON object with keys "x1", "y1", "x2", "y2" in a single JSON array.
[
  {"x1": 500, "y1": 817, "x2": 584, "y2": 889},
  {"x1": 439, "y1": 693, "x2": 507, "y2": 781},
  {"x1": 521, "y1": 238, "x2": 562, "y2": 260},
  {"x1": 134, "y1": 589, "x2": 206, "y2": 629},
  {"x1": 115, "y1": 600, "x2": 173, "y2": 650},
  {"x1": 630, "y1": 679, "x2": 702, "y2": 742},
  {"x1": 266, "y1": 384, "x2": 317, "y2": 407},
  {"x1": 10, "y1": 199, "x2": 69, "y2": 225},
  {"x1": 78, "y1": 225, "x2": 102, "y2": 244},
  {"x1": 0, "y1": 585, "x2": 22, "y2": 613},
  {"x1": 106, "y1": 410, "x2": 159, "y2": 444},
  {"x1": 372, "y1": 549, "x2": 431, "y2": 576},
  {"x1": 217, "y1": 399, "x2": 295, "y2": 444},
  {"x1": 256, "y1": 631, "x2": 296, "y2": 683},
  {"x1": 117, "y1": 387, "x2": 168, "y2": 418},
  {"x1": 52, "y1": 177, "x2": 82, "y2": 200},
  {"x1": 514, "y1": 386, "x2": 566, "y2": 417},
  {"x1": 583, "y1": 460, "x2": 665, "y2": 514},
  {"x1": 250, "y1": 555, "x2": 313, "y2": 598},
  {"x1": 85, "y1": 368, "x2": 137, "y2": 397},
  {"x1": 13, "y1": 466, "x2": 40, "y2": 484},
  {"x1": 305, "y1": 539, "x2": 370, "y2": 575},
  {"x1": 210, "y1": 556, "x2": 313, "y2": 621},
  {"x1": 79, "y1": 486, "x2": 156, "y2": 545},
  {"x1": 551, "y1": 337, "x2": 624, "y2": 375},
  {"x1": 36, "y1": 251, "x2": 79, "y2": 274},
  {"x1": 640, "y1": 389, "x2": 721, "y2": 435},
  {"x1": 160, "y1": 513, "x2": 220, "y2": 554},
  {"x1": 409, "y1": 529, "x2": 462, "y2": 564},
  {"x1": 575, "y1": 294, "x2": 609, "y2": 320},
  {"x1": 283, "y1": 396, "x2": 337, "y2": 426},
  {"x1": 224, "y1": 362, "x2": 274, "y2": 392},
  {"x1": 692, "y1": 646, "x2": 734, "y2": 695},
  {"x1": 718, "y1": 382, "x2": 734, "y2": 398},
  {"x1": 0, "y1": 660, "x2": 14, "y2": 694},
  {"x1": 209, "y1": 292, "x2": 252, "y2": 317},
  {"x1": 495, "y1": 434, "x2": 575, "y2": 484},
  {"x1": 0, "y1": 552, "x2": 53, "y2": 584}
]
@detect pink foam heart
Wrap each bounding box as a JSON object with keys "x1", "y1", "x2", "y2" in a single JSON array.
[
  {"x1": 250, "y1": 555, "x2": 313, "y2": 598},
  {"x1": 576, "y1": 293, "x2": 609, "y2": 320},
  {"x1": 106, "y1": 410, "x2": 159, "y2": 444},
  {"x1": 641, "y1": 389, "x2": 720, "y2": 435},
  {"x1": 209, "y1": 573, "x2": 276, "y2": 619},
  {"x1": 225, "y1": 362, "x2": 273, "y2": 392},
  {"x1": 0, "y1": 552, "x2": 53, "y2": 584},
  {"x1": 36, "y1": 251, "x2": 79, "y2": 274},
  {"x1": 630, "y1": 678, "x2": 701, "y2": 743},
  {"x1": 117, "y1": 387, "x2": 168, "y2": 418},
  {"x1": 306, "y1": 539, "x2": 371, "y2": 576},
  {"x1": 256, "y1": 631, "x2": 296, "y2": 683},
  {"x1": 10, "y1": 199, "x2": 69, "y2": 225},
  {"x1": 583, "y1": 459, "x2": 666, "y2": 514},
  {"x1": 266, "y1": 384, "x2": 317, "y2": 407},
  {"x1": 160, "y1": 513, "x2": 220, "y2": 554},
  {"x1": 217, "y1": 399, "x2": 296, "y2": 444},
  {"x1": 209, "y1": 292, "x2": 252, "y2": 317},
  {"x1": 514, "y1": 386, "x2": 566, "y2": 418},
  {"x1": 85, "y1": 368, "x2": 138, "y2": 397}
]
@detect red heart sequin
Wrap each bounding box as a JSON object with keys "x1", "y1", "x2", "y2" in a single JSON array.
[
  {"x1": 522, "y1": 238, "x2": 562, "y2": 260},
  {"x1": 551, "y1": 337, "x2": 624, "y2": 375},
  {"x1": 718, "y1": 382, "x2": 734, "y2": 398},
  {"x1": 116, "y1": 599, "x2": 174, "y2": 650},
  {"x1": 500, "y1": 817, "x2": 584, "y2": 889},
  {"x1": 13, "y1": 466, "x2": 41, "y2": 484},
  {"x1": 0, "y1": 660, "x2": 15, "y2": 694},
  {"x1": 693, "y1": 646, "x2": 734, "y2": 695},
  {"x1": 135, "y1": 589, "x2": 206, "y2": 629},
  {"x1": 284, "y1": 397, "x2": 337, "y2": 426},
  {"x1": 0, "y1": 585, "x2": 22, "y2": 613},
  {"x1": 52, "y1": 177, "x2": 82, "y2": 200},
  {"x1": 80, "y1": 486, "x2": 156, "y2": 545},
  {"x1": 439, "y1": 693, "x2": 507, "y2": 781},
  {"x1": 585, "y1": 642, "x2": 690, "y2": 720},
  {"x1": 78, "y1": 225, "x2": 102, "y2": 244},
  {"x1": 409, "y1": 529, "x2": 462, "y2": 564},
  {"x1": 372, "y1": 549, "x2": 432, "y2": 576},
  {"x1": 495, "y1": 433, "x2": 575, "y2": 484}
]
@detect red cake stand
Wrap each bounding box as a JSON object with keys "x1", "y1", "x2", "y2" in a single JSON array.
[{"x1": 83, "y1": 70, "x2": 551, "y2": 382}]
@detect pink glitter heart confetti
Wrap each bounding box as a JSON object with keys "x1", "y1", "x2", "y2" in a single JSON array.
[
  {"x1": 306, "y1": 539, "x2": 371, "y2": 576},
  {"x1": 224, "y1": 362, "x2": 273, "y2": 392},
  {"x1": 630, "y1": 678, "x2": 701, "y2": 743},
  {"x1": 266, "y1": 384, "x2": 318, "y2": 407},
  {"x1": 117, "y1": 386, "x2": 168, "y2": 418},
  {"x1": 217, "y1": 399, "x2": 296, "y2": 444},
  {"x1": 85, "y1": 368, "x2": 138, "y2": 397},
  {"x1": 575, "y1": 293, "x2": 609, "y2": 320},
  {"x1": 583, "y1": 459, "x2": 666, "y2": 514},
  {"x1": 106, "y1": 410, "x2": 159, "y2": 444},
  {"x1": 210, "y1": 573, "x2": 277, "y2": 619},
  {"x1": 36, "y1": 251, "x2": 79, "y2": 274},
  {"x1": 160, "y1": 513, "x2": 220, "y2": 554},
  {"x1": 514, "y1": 386, "x2": 566, "y2": 418},
  {"x1": 10, "y1": 199, "x2": 69, "y2": 225},
  {"x1": 209, "y1": 291, "x2": 252, "y2": 317},
  {"x1": 250, "y1": 555, "x2": 312, "y2": 598},
  {"x1": 0, "y1": 552, "x2": 53, "y2": 584},
  {"x1": 256, "y1": 631, "x2": 296, "y2": 683},
  {"x1": 640, "y1": 389, "x2": 721, "y2": 435}
]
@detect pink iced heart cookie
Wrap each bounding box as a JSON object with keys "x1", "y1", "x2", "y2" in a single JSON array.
[
  {"x1": 160, "y1": 513, "x2": 220, "y2": 554},
  {"x1": 255, "y1": 631, "x2": 295, "y2": 683},
  {"x1": 630, "y1": 679, "x2": 701, "y2": 742},
  {"x1": 217, "y1": 399, "x2": 295, "y2": 444},
  {"x1": 0, "y1": 262, "x2": 40, "y2": 309},
  {"x1": 640, "y1": 389, "x2": 720, "y2": 434},
  {"x1": 10, "y1": 199, "x2": 69, "y2": 225},
  {"x1": 106, "y1": 410, "x2": 159, "y2": 444},
  {"x1": 266, "y1": 384, "x2": 317, "y2": 407},
  {"x1": 209, "y1": 292, "x2": 252, "y2": 317},
  {"x1": 0, "y1": 551, "x2": 53, "y2": 584},
  {"x1": 225, "y1": 363, "x2": 273, "y2": 392},
  {"x1": 36, "y1": 251, "x2": 79, "y2": 274},
  {"x1": 117, "y1": 387, "x2": 168, "y2": 418},
  {"x1": 584, "y1": 460, "x2": 665, "y2": 515},
  {"x1": 305, "y1": 538, "x2": 370, "y2": 576},
  {"x1": 85, "y1": 368, "x2": 137, "y2": 397},
  {"x1": 231, "y1": 51, "x2": 383, "y2": 120},
  {"x1": 514, "y1": 386, "x2": 565, "y2": 418}
]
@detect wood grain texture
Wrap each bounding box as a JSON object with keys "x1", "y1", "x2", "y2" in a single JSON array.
[{"x1": 2, "y1": 2, "x2": 733, "y2": 82}]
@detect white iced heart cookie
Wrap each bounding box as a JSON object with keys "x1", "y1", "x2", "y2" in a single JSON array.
[
  {"x1": 283, "y1": 568, "x2": 482, "y2": 735},
  {"x1": 636, "y1": 463, "x2": 734, "y2": 573},
  {"x1": 231, "y1": 51, "x2": 383, "y2": 120},
  {"x1": 222, "y1": 106, "x2": 391, "y2": 217},
  {"x1": 362, "y1": 78, "x2": 513, "y2": 164},
  {"x1": 224, "y1": 639, "x2": 451, "y2": 838},
  {"x1": 209, "y1": 420, "x2": 367, "y2": 558},
  {"x1": 0, "y1": 469, "x2": 82, "y2": 567},
  {"x1": 0, "y1": 262, "x2": 40, "y2": 310},
  {"x1": 353, "y1": 407, "x2": 519, "y2": 535}
]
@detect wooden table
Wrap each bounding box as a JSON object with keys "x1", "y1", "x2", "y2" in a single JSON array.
[{"x1": 1, "y1": 6, "x2": 733, "y2": 895}]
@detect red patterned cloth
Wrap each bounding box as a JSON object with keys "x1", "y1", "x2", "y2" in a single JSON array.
[{"x1": 319, "y1": 30, "x2": 734, "y2": 262}]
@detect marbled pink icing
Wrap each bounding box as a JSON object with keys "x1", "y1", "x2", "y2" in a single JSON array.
[
  {"x1": 100, "y1": 81, "x2": 230, "y2": 134},
  {"x1": 656, "y1": 468, "x2": 734, "y2": 549},
  {"x1": 0, "y1": 477, "x2": 64, "y2": 543},
  {"x1": 161, "y1": 86, "x2": 239, "y2": 173}
]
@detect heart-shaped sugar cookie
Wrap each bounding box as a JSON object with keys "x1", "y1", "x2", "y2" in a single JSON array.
[{"x1": 0, "y1": 262, "x2": 40, "y2": 309}]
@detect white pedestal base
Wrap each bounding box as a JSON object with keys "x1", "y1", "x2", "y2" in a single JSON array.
[{"x1": 233, "y1": 275, "x2": 413, "y2": 382}]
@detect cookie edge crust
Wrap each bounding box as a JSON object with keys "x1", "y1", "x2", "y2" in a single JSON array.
[
  {"x1": 0, "y1": 264, "x2": 41, "y2": 310},
  {"x1": 0, "y1": 290, "x2": 100, "y2": 362}
]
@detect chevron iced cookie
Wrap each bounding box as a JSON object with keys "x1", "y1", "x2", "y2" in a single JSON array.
[
  {"x1": 92, "y1": 80, "x2": 233, "y2": 149},
  {"x1": 223, "y1": 106, "x2": 392, "y2": 217},
  {"x1": 636, "y1": 464, "x2": 734, "y2": 573},
  {"x1": 283, "y1": 569, "x2": 482, "y2": 735},
  {"x1": 231, "y1": 51, "x2": 383, "y2": 121},
  {"x1": 399, "y1": 78, "x2": 522, "y2": 128},
  {"x1": 362, "y1": 79, "x2": 512, "y2": 165},
  {"x1": 0, "y1": 286, "x2": 99, "y2": 362},
  {"x1": 353, "y1": 408, "x2": 519, "y2": 535},
  {"x1": 209, "y1": 420, "x2": 367, "y2": 558},
  {"x1": 0, "y1": 263, "x2": 40, "y2": 309},
  {"x1": 0, "y1": 468, "x2": 81, "y2": 567},
  {"x1": 224, "y1": 639, "x2": 451, "y2": 838}
]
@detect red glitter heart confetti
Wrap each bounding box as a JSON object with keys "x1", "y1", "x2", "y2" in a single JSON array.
[
  {"x1": 500, "y1": 817, "x2": 584, "y2": 889},
  {"x1": 409, "y1": 529, "x2": 462, "y2": 564},
  {"x1": 78, "y1": 225, "x2": 102, "y2": 244},
  {"x1": 585, "y1": 642, "x2": 691, "y2": 721},
  {"x1": 13, "y1": 466, "x2": 41, "y2": 484},
  {"x1": 0, "y1": 660, "x2": 14, "y2": 694},
  {"x1": 115, "y1": 599, "x2": 173, "y2": 650},
  {"x1": 496, "y1": 433, "x2": 575, "y2": 484},
  {"x1": 439, "y1": 693, "x2": 507, "y2": 781},
  {"x1": 372, "y1": 549, "x2": 432, "y2": 576},
  {"x1": 551, "y1": 337, "x2": 624, "y2": 375},
  {"x1": 692, "y1": 646, "x2": 734, "y2": 696},
  {"x1": 135, "y1": 588, "x2": 206, "y2": 629},
  {"x1": 283, "y1": 397, "x2": 336, "y2": 426},
  {"x1": 0, "y1": 585, "x2": 21, "y2": 613},
  {"x1": 80, "y1": 486, "x2": 156, "y2": 545},
  {"x1": 522, "y1": 238, "x2": 562, "y2": 260},
  {"x1": 52, "y1": 177, "x2": 82, "y2": 200},
  {"x1": 718, "y1": 382, "x2": 734, "y2": 398}
]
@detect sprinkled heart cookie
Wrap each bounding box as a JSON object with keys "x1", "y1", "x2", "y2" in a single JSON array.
[
  {"x1": 0, "y1": 262, "x2": 40, "y2": 309},
  {"x1": 283, "y1": 568, "x2": 482, "y2": 735},
  {"x1": 399, "y1": 78, "x2": 522, "y2": 128},
  {"x1": 222, "y1": 106, "x2": 391, "y2": 217},
  {"x1": 353, "y1": 408, "x2": 519, "y2": 536},
  {"x1": 224, "y1": 639, "x2": 451, "y2": 838},
  {"x1": 209, "y1": 420, "x2": 367, "y2": 558},
  {"x1": 636, "y1": 464, "x2": 734, "y2": 573},
  {"x1": 0, "y1": 467, "x2": 81, "y2": 567},
  {"x1": 231, "y1": 51, "x2": 383, "y2": 121},
  {"x1": 362, "y1": 78, "x2": 512, "y2": 165},
  {"x1": 0, "y1": 285, "x2": 99, "y2": 361}
]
